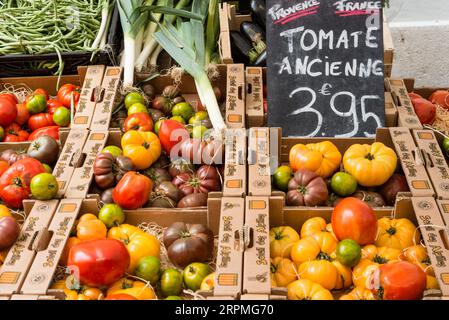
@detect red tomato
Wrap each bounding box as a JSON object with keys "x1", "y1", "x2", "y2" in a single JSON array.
[
  {"x1": 28, "y1": 126, "x2": 59, "y2": 141},
  {"x1": 0, "y1": 93, "x2": 18, "y2": 105},
  {"x1": 67, "y1": 239, "x2": 130, "y2": 287},
  {"x1": 28, "y1": 113, "x2": 55, "y2": 132},
  {"x1": 15, "y1": 103, "x2": 30, "y2": 125},
  {"x1": 105, "y1": 294, "x2": 138, "y2": 300},
  {"x1": 0, "y1": 158, "x2": 46, "y2": 208},
  {"x1": 57, "y1": 84, "x2": 81, "y2": 108},
  {"x1": 47, "y1": 99, "x2": 65, "y2": 114},
  {"x1": 0, "y1": 98, "x2": 18, "y2": 127},
  {"x1": 112, "y1": 172, "x2": 152, "y2": 210},
  {"x1": 331, "y1": 197, "x2": 378, "y2": 245},
  {"x1": 158, "y1": 119, "x2": 189, "y2": 154},
  {"x1": 3, "y1": 123, "x2": 29, "y2": 142},
  {"x1": 124, "y1": 112, "x2": 154, "y2": 132},
  {"x1": 33, "y1": 88, "x2": 49, "y2": 101},
  {"x1": 0, "y1": 161, "x2": 9, "y2": 177},
  {"x1": 372, "y1": 261, "x2": 426, "y2": 300}
]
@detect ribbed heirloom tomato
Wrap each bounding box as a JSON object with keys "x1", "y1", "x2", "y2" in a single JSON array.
[
  {"x1": 107, "y1": 278, "x2": 156, "y2": 300},
  {"x1": 331, "y1": 197, "x2": 378, "y2": 245},
  {"x1": 57, "y1": 84, "x2": 81, "y2": 108},
  {"x1": 375, "y1": 217, "x2": 420, "y2": 250},
  {"x1": 112, "y1": 172, "x2": 152, "y2": 210},
  {"x1": 3, "y1": 123, "x2": 29, "y2": 142},
  {"x1": 76, "y1": 214, "x2": 107, "y2": 241},
  {"x1": 124, "y1": 112, "x2": 153, "y2": 132},
  {"x1": 269, "y1": 226, "x2": 300, "y2": 258},
  {"x1": 287, "y1": 279, "x2": 333, "y2": 300},
  {"x1": 28, "y1": 113, "x2": 54, "y2": 131},
  {"x1": 28, "y1": 126, "x2": 59, "y2": 141},
  {"x1": 121, "y1": 130, "x2": 161, "y2": 170}
]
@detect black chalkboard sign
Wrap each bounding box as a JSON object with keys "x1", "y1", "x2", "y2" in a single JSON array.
[{"x1": 267, "y1": 0, "x2": 385, "y2": 137}]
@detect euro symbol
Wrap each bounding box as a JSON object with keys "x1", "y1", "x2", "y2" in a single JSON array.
[{"x1": 318, "y1": 83, "x2": 332, "y2": 96}]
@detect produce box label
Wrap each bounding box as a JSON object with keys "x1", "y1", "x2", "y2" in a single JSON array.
[
  {"x1": 243, "y1": 197, "x2": 271, "y2": 294},
  {"x1": 413, "y1": 198, "x2": 449, "y2": 297},
  {"x1": 0, "y1": 200, "x2": 59, "y2": 296},
  {"x1": 226, "y1": 64, "x2": 245, "y2": 128},
  {"x1": 20, "y1": 199, "x2": 82, "y2": 295},
  {"x1": 248, "y1": 128, "x2": 271, "y2": 196},
  {"x1": 246, "y1": 67, "x2": 265, "y2": 127},
  {"x1": 214, "y1": 197, "x2": 245, "y2": 296},
  {"x1": 266, "y1": 0, "x2": 385, "y2": 137},
  {"x1": 52, "y1": 130, "x2": 89, "y2": 198},
  {"x1": 65, "y1": 131, "x2": 108, "y2": 198},
  {"x1": 388, "y1": 127, "x2": 434, "y2": 197},
  {"x1": 388, "y1": 79, "x2": 422, "y2": 129},
  {"x1": 90, "y1": 67, "x2": 123, "y2": 131},
  {"x1": 413, "y1": 130, "x2": 449, "y2": 199},
  {"x1": 72, "y1": 65, "x2": 106, "y2": 129}
]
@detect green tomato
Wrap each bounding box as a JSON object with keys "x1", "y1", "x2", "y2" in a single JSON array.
[
  {"x1": 53, "y1": 107, "x2": 71, "y2": 127},
  {"x1": 30, "y1": 173, "x2": 58, "y2": 200},
  {"x1": 165, "y1": 296, "x2": 183, "y2": 300},
  {"x1": 189, "y1": 111, "x2": 209, "y2": 125},
  {"x1": 102, "y1": 146, "x2": 122, "y2": 157},
  {"x1": 125, "y1": 92, "x2": 145, "y2": 109},
  {"x1": 331, "y1": 172, "x2": 357, "y2": 197},
  {"x1": 191, "y1": 125, "x2": 207, "y2": 139},
  {"x1": 26, "y1": 94, "x2": 47, "y2": 114},
  {"x1": 172, "y1": 102, "x2": 194, "y2": 122},
  {"x1": 161, "y1": 268, "x2": 183, "y2": 297},
  {"x1": 443, "y1": 137, "x2": 449, "y2": 158},
  {"x1": 154, "y1": 119, "x2": 164, "y2": 135},
  {"x1": 98, "y1": 203, "x2": 125, "y2": 228},
  {"x1": 170, "y1": 116, "x2": 186, "y2": 124},
  {"x1": 134, "y1": 256, "x2": 161, "y2": 285},
  {"x1": 128, "y1": 103, "x2": 148, "y2": 116},
  {"x1": 0, "y1": 126, "x2": 4, "y2": 141},
  {"x1": 336, "y1": 239, "x2": 362, "y2": 267},
  {"x1": 272, "y1": 166, "x2": 293, "y2": 192},
  {"x1": 43, "y1": 164, "x2": 52, "y2": 173},
  {"x1": 183, "y1": 262, "x2": 211, "y2": 292}
]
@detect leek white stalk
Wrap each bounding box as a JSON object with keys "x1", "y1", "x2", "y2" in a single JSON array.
[
  {"x1": 91, "y1": 0, "x2": 110, "y2": 50},
  {"x1": 149, "y1": 44, "x2": 163, "y2": 66},
  {"x1": 99, "y1": 6, "x2": 113, "y2": 49},
  {"x1": 117, "y1": 0, "x2": 148, "y2": 87}
]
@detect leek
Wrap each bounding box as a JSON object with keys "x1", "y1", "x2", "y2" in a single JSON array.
[
  {"x1": 205, "y1": 0, "x2": 219, "y2": 66},
  {"x1": 116, "y1": 0, "x2": 148, "y2": 87},
  {"x1": 151, "y1": 0, "x2": 226, "y2": 130},
  {"x1": 91, "y1": 0, "x2": 111, "y2": 50}
]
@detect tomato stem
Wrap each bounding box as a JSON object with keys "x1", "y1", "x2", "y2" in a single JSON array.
[
  {"x1": 386, "y1": 227, "x2": 396, "y2": 236},
  {"x1": 365, "y1": 153, "x2": 375, "y2": 160}
]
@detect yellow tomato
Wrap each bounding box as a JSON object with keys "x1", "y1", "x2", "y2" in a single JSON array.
[
  {"x1": 107, "y1": 278, "x2": 156, "y2": 300},
  {"x1": 352, "y1": 259, "x2": 379, "y2": 289},
  {"x1": 121, "y1": 130, "x2": 161, "y2": 170},
  {"x1": 339, "y1": 286, "x2": 376, "y2": 300},
  {"x1": 287, "y1": 279, "x2": 333, "y2": 300},
  {"x1": 401, "y1": 245, "x2": 434, "y2": 276},
  {"x1": 343, "y1": 142, "x2": 397, "y2": 187},
  {"x1": 108, "y1": 224, "x2": 160, "y2": 272},
  {"x1": 200, "y1": 273, "x2": 215, "y2": 291},
  {"x1": 0, "y1": 205, "x2": 12, "y2": 218},
  {"x1": 270, "y1": 257, "x2": 298, "y2": 287},
  {"x1": 426, "y1": 275, "x2": 439, "y2": 290},
  {"x1": 50, "y1": 278, "x2": 104, "y2": 300},
  {"x1": 375, "y1": 218, "x2": 420, "y2": 250},
  {"x1": 332, "y1": 260, "x2": 352, "y2": 290},
  {"x1": 298, "y1": 260, "x2": 338, "y2": 290},
  {"x1": 269, "y1": 226, "x2": 300, "y2": 258},
  {"x1": 76, "y1": 214, "x2": 107, "y2": 241},
  {"x1": 362, "y1": 245, "x2": 401, "y2": 264},
  {"x1": 291, "y1": 232, "x2": 337, "y2": 265},
  {"x1": 289, "y1": 141, "x2": 342, "y2": 178}
]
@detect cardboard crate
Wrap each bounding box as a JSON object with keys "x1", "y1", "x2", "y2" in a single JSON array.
[
  {"x1": 0, "y1": 198, "x2": 214, "y2": 299},
  {"x1": 263, "y1": 196, "x2": 449, "y2": 300},
  {"x1": 267, "y1": 126, "x2": 449, "y2": 208},
  {"x1": 219, "y1": 3, "x2": 394, "y2": 77},
  {"x1": 131, "y1": 64, "x2": 245, "y2": 130}
]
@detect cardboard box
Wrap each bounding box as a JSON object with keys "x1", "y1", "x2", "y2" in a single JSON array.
[
  {"x1": 386, "y1": 79, "x2": 422, "y2": 129},
  {"x1": 248, "y1": 128, "x2": 271, "y2": 196},
  {"x1": 223, "y1": 128, "x2": 247, "y2": 197},
  {"x1": 2, "y1": 198, "x2": 214, "y2": 299},
  {"x1": 245, "y1": 67, "x2": 265, "y2": 127},
  {"x1": 273, "y1": 127, "x2": 440, "y2": 206}
]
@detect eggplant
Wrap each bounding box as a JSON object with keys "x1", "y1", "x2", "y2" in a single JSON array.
[
  {"x1": 253, "y1": 50, "x2": 267, "y2": 67},
  {"x1": 250, "y1": 0, "x2": 266, "y2": 29},
  {"x1": 230, "y1": 31, "x2": 253, "y2": 65},
  {"x1": 240, "y1": 21, "x2": 265, "y2": 44}
]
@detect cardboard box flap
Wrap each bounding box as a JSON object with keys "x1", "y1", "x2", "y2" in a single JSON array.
[
  {"x1": 246, "y1": 67, "x2": 264, "y2": 127},
  {"x1": 214, "y1": 197, "x2": 245, "y2": 297},
  {"x1": 223, "y1": 129, "x2": 247, "y2": 197},
  {"x1": 412, "y1": 198, "x2": 449, "y2": 297},
  {"x1": 388, "y1": 127, "x2": 434, "y2": 197},
  {"x1": 0, "y1": 200, "x2": 59, "y2": 296},
  {"x1": 388, "y1": 79, "x2": 422, "y2": 129},
  {"x1": 65, "y1": 131, "x2": 108, "y2": 198},
  {"x1": 72, "y1": 65, "x2": 106, "y2": 129},
  {"x1": 21, "y1": 199, "x2": 83, "y2": 295},
  {"x1": 413, "y1": 130, "x2": 449, "y2": 199},
  {"x1": 53, "y1": 130, "x2": 90, "y2": 198},
  {"x1": 90, "y1": 67, "x2": 123, "y2": 131},
  {"x1": 243, "y1": 197, "x2": 270, "y2": 295},
  {"x1": 225, "y1": 64, "x2": 245, "y2": 128}
]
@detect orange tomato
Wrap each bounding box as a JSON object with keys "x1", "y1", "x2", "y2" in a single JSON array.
[
  {"x1": 0, "y1": 161, "x2": 9, "y2": 177},
  {"x1": 121, "y1": 130, "x2": 161, "y2": 170},
  {"x1": 76, "y1": 214, "x2": 107, "y2": 241},
  {"x1": 60, "y1": 237, "x2": 81, "y2": 266}
]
